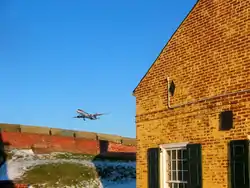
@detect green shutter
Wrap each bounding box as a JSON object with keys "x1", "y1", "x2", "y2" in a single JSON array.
[
  {"x1": 147, "y1": 148, "x2": 160, "y2": 188},
  {"x1": 187, "y1": 143, "x2": 202, "y2": 188},
  {"x1": 229, "y1": 140, "x2": 249, "y2": 188}
]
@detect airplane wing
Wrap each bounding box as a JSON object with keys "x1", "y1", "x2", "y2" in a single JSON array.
[
  {"x1": 77, "y1": 109, "x2": 89, "y2": 115},
  {"x1": 94, "y1": 113, "x2": 109, "y2": 116}
]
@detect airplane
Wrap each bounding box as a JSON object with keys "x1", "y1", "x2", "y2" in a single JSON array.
[{"x1": 73, "y1": 109, "x2": 108, "y2": 121}]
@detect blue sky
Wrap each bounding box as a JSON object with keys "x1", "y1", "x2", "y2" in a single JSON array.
[{"x1": 0, "y1": 0, "x2": 197, "y2": 138}]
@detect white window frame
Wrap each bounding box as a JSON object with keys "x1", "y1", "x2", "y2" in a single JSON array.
[{"x1": 159, "y1": 142, "x2": 189, "y2": 188}]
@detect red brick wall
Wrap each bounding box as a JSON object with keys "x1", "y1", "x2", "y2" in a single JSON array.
[
  {"x1": 108, "y1": 142, "x2": 137, "y2": 153},
  {"x1": 0, "y1": 181, "x2": 29, "y2": 188},
  {"x1": 14, "y1": 183, "x2": 29, "y2": 188},
  {"x1": 1, "y1": 132, "x2": 136, "y2": 154}
]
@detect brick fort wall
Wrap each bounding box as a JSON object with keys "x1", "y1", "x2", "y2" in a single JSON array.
[{"x1": 0, "y1": 123, "x2": 136, "y2": 154}]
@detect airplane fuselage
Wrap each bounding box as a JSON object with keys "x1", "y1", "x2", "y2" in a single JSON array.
[
  {"x1": 74, "y1": 109, "x2": 104, "y2": 121},
  {"x1": 76, "y1": 110, "x2": 98, "y2": 120},
  {"x1": 76, "y1": 115, "x2": 97, "y2": 120}
]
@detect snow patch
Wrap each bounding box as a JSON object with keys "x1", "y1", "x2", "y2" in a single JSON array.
[{"x1": 0, "y1": 149, "x2": 136, "y2": 188}]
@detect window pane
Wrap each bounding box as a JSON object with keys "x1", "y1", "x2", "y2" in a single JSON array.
[
  {"x1": 179, "y1": 183, "x2": 186, "y2": 188},
  {"x1": 165, "y1": 148, "x2": 188, "y2": 186},
  {"x1": 178, "y1": 160, "x2": 183, "y2": 170},
  {"x1": 183, "y1": 160, "x2": 188, "y2": 171},
  {"x1": 173, "y1": 183, "x2": 178, "y2": 188},
  {"x1": 172, "y1": 150, "x2": 176, "y2": 160},
  {"x1": 172, "y1": 160, "x2": 176, "y2": 170},
  {"x1": 178, "y1": 150, "x2": 182, "y2": 160},
  {"x1": 172, "y1": 170, "x2": 177, "y2": 180},
  {"x1": 178, "y1": 170, "x2": 182, "y2": 181}
]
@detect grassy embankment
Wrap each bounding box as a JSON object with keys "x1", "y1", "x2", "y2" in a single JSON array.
[{"x1": 10, "y1": 152, "x2": 136, "y2": 188}]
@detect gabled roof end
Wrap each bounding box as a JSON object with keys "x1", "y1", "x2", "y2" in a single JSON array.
[{"x1": 132, "y1": 0, "x2": 200, "y2": 96}]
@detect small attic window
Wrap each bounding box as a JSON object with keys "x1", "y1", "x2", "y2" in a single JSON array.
[{"x1": 169, "y1": 80, "x2": 175, "y2": 96}]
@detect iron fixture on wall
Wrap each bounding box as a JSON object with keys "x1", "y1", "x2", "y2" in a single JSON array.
[
  {"x1": 169, "y1": 80, "x2": 175, "y2": 96},
  {"x1": 219, "y1": 110, "x2": 233, "y2": 131}
]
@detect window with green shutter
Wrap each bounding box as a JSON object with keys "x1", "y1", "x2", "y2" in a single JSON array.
[
  {"x1": 229, "y1": 140, "x2": 249, "y2": 188},
  {"x1": 186, "y1": 143, "x2": 202, "y2": 188},
  {"x1": 148, "y1": 148, "x2": 160, "y2": 188},
  {"x1": 148, "y1": 143, "x2": 202, "y2": 188}
]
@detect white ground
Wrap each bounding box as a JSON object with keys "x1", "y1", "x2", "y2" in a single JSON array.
[{"x1": 0, "y1": 149, "x2": 136, "y2": 188}]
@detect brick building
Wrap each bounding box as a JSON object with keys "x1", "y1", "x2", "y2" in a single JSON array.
[{"x1": 133, "y1": 0, "x2": 250, "y2": 188}]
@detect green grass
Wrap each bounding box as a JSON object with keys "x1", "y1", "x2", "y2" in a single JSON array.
[
  {"x1": 54, "y1": 152, "x2": 96, "y2": 160},
  {"x1": 20, "y1": 163, "x2": 98, "y2": 188},
  {"x1": 19, "y1": 162, "x2": 136, "y2": 187},
  {"x1": 15, "y1": 152, "x2": 136, "y2": 187},
  {"x1": 6, "y1": 151, "x2": 135, "y2": 187}
]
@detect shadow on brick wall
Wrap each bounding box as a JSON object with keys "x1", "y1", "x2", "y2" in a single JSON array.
[
  {"x1": 92, "y1": 140, "x2": 136, "y2": 187},
  {"x1": 0, "y1": 131, "x2": 15, "y2": 187},
  {"x1": 94, "y1": 140, "x2": 136, "y2": 162}
]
